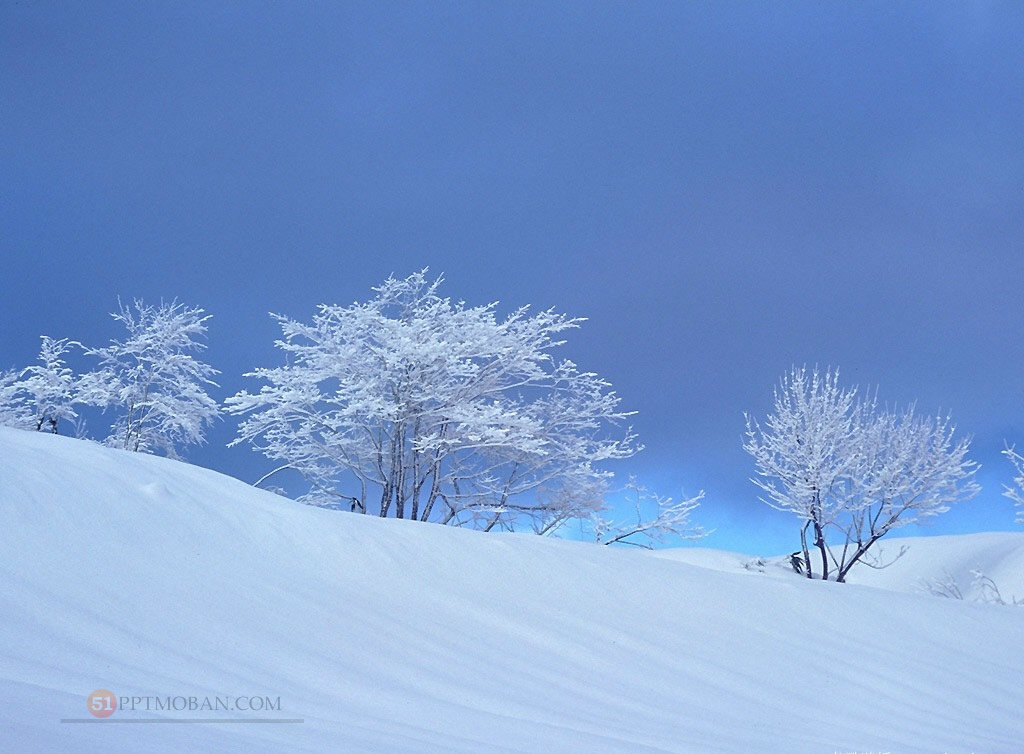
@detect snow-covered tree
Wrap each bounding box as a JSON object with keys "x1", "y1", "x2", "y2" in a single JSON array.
[
  {"x1": 18, "y1": 336, "x2": 80, "y2": 433},
  {"x1": 1002, "y1": 445, "x2": 1024, "y2": 523},
  {"x1": 227, "y1": 270, "x2": 640, "y2": 532},
  {"x1": 743, "y1": 368, "x2": 862, "y2": 580},
  {"x1": 79, "y1": 300, "x2": 220, "y2": 458},
  {"x1": 591, "y1": 477, "x2": 706, "y2": 548},
  {"x1": 0, "y1": 369, "x2": 32, "y2": 430},
  {"x1": 745, "y1": 366, "x2": 979, "y2": 582},
  {"x1": 829, "y1": 406, "x2": 979, "y2": 581}
]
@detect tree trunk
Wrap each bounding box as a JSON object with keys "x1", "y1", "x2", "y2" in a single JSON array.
[
  {"x1": 800, "y1": 521, "x2": 813, "y2": 579},
  {"x1": 836, "y1": 531, "x2": 885, "y2": 583},
  {"x1": 812, "y1": 517, "x2": 829, "y2": 581}
]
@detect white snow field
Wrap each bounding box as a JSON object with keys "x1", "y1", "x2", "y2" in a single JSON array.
[
  {"x1": 655, "y1": 533, "x2": 1024, "y2": 603},
  {"x1": 2, "y1": 427, "x2": 1022, "y2": 753}
]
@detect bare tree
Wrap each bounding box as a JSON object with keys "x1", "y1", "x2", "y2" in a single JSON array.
[
  {"x1": 745, "y1": 366, "x2": 979, "y2": 582},
  {"x1": 922, "y1": 572, "x2": 964, "y2": 600},
  {"x1": 971, "y1": 570, "x2": 1023, "y2": 607}
]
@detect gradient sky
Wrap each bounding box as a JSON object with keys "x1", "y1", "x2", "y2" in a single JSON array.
[{"x1": 2, "y1": 1, "x2": 1022, "y2": 554}]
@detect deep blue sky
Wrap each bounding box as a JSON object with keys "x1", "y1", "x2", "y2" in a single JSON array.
[{"x1": 2, "y1": 1, "x2": 1022, "y2": 553}]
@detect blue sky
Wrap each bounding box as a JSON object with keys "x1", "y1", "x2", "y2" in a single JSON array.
[{"x1": 2, "y1": 1, "x2": 1022, "y2": 553}]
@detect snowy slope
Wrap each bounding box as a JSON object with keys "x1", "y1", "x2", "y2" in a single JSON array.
[
  {"x1": 655, "y1": 533, "x2": 1024, "y2": 603},
  {"x1": 844, "y1": 532, "x2": 1024, "y2": 601},
  {"x1": 2, "y1": 427, "x2": 1023, "y2": 753}
]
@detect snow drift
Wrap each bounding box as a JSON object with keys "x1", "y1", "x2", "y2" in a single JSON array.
[
  {"x1": 1, "y1": 427, "x2": 1022, "y2": 752},
  {"x1": 655, "y1": 533, "x2": 1024, "y2": 604}
]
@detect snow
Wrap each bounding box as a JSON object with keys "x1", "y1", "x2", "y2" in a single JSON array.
[
  {"x1": 2, "y1": 427, "x2": 1022, "y2": 752},
  {"x1": 654, "y1": 533, "x2": 1024, "y2": 603},
  {"x1": 844, "y1": 532, "x2": 1024, "y2": 600}
]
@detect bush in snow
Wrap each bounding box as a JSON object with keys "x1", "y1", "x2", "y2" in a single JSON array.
[
  {"x1": 744, "y1": 367, "x2": 979, "y2": 582},
  {"x1": 227, "y1": 270, "x2": 649, "y2": 533},
  {"x1": 923, "y1": 570, "x2": 1023, "y2": 607},
  {"x1": 79, "y1": 299, "x2": 219, "y2": 458}
]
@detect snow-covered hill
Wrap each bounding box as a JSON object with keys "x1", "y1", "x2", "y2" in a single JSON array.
[
  {"x1": 655, "y1": 532, "x2": 1024, "y2": 604},
  {"x1": 2, "y1": 427, "x2": 1022, "y2": 753}
]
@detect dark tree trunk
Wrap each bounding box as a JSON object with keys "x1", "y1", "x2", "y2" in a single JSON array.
[
  {"x1": 812, "y1": 517, "x2": 829, "y2": 581},
  {"x1": 836, "y1": 531, "x2": 885, "y2": 583},
  {"x1": 800, "y1": 521, "x2": 813, "y2": 579}
]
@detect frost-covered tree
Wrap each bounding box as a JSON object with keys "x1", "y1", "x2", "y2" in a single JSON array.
[
  {"x1": 0, "y1": 369, "x2": 32, "y2": 430},
  {"x1": 829, "y1": 406, "x2": 979, "y2": 581},
  {"x1": 79, "y1": 300, "x2": 219, "y2": 458},
  {"x1": 18, "y1": 336, "x2": 80, "y2": 433},
  {"x1": 227, "y1": 270, "x2": 640, "y2": 531},
  {"x1": 591, "y1": 477, "x2": 706, "y2": 548},
  {"x1": 745, "y1": 367, "x2": 979, "y2": 582},
  {"x1": 1002, "y1": 445, "x2": 1024, "y2": 524},
  {"x1": 743, "y1": 368, "x2": 861, "y2": 581}
]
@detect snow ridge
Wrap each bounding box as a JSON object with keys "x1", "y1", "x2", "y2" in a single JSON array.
[{"x1": 1, "y1": 428, "x2": 1022, "y2": 752}]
